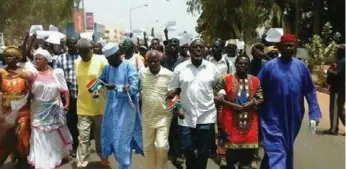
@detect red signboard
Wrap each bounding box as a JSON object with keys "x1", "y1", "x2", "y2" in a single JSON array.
[
  {"x1": 85, "y1": 12, "x2": 94, "y2": 31},
  {"x1": 74, "y1": 10, "x2": 84, "y2": 33}
]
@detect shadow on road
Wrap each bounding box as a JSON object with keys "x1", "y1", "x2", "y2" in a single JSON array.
[{"x1": 315, "y1": 129, "x2": 345, "y2": 136}]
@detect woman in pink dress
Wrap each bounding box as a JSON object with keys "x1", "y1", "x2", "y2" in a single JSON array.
[{"x1": 27, "y1": 48, "x2": 72, "y2": 169}]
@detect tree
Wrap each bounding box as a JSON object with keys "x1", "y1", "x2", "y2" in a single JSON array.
[
  {"x1": 188, "y1": 0, "x2": 345, "y2": 44},
  {"x1": 188, "y1": 0, "x2": 272, "y2": 43},
  {"x1": 1, "y1": 0, "x2": 76, "y2": 44}
]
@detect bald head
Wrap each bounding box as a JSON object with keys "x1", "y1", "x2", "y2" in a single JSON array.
[
  {"x1": 146, "y1": 50, "x2": 161, "y2": 74},
  {"x1": 77, "y1": 38, "x2": 92, "y2": 48},
  {"x1": 146, "y1": 50, "x2": 161, "y2": 59}
]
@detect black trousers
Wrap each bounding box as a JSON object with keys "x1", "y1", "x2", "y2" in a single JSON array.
[
  {"x1": 66, "y1": 97, "x2": 79, "y2": 150},
  {"x1": 210, "y1": 125, "x2": 217, "y2": 154},
  {"x1": 180, "y1": 124, "x2": 214, "y2": 169},
  {"x1": 222, "y1": 149, "x2": 255, "y2": 169},
  {"x1": 329, "y1": 91, "x2": 345, "y2": 133},
  {"x1": 168, "y1": 116, "x2": 183, "y2": 158}
]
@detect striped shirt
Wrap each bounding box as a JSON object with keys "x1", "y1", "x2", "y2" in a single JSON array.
[{"x1": 140, "y1": 67, "x2": 173, "y2": 127}]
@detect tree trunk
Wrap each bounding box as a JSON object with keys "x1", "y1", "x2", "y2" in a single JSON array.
[
  {"x1": 0, "y1": 13, "x2": 6, "y2": 33},
  {"x1": 313, "y1": 0, "x2": 322, "y2": 34},
  {"x1": 294, "y1": 0, "x2": 300, "y2": 38}
]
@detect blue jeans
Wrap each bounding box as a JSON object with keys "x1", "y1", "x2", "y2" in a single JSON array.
[{"x1": 179, "y1": 124, "x2": 214, "y2": 169}]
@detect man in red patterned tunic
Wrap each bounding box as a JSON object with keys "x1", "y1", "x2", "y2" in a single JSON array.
[{"x1": 214, "y1": 54, "x2": 264, "y2": 169}]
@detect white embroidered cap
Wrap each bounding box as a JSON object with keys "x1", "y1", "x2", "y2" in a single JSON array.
[{"x1": 102, "y1": 42, "x2": 119, "y2": 58}]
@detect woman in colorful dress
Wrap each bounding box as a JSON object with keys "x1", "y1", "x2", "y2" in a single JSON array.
[
  {"x1": 27, "y1": 48, "x2": 72, "y2": 169},
  {"x1": 0, "y1": 46, "x2": 32, "y2": 169},
  {"x1": 214, "y1": 54, "x2": 263, "y2": 169}
]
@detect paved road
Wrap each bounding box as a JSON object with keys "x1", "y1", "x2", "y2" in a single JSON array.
[{"x1": 1, "y1": 92, "x2": 345, "y2": 169}]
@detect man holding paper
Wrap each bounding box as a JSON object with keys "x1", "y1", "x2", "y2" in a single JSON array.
[
  {"x1": 97, "y1": 42, "x2": 143, "y2": 169},
  {"x1": 74, "y1": 39, "x2": 109, "y2": 168}
]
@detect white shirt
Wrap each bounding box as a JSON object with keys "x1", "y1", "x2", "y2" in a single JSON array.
[
  {"x1": 223, "y1": 54, "x2": 236, "y2": 74},
  {"x1": 209, "y1": 56, "x2": 233, "y2": 75},
  {"x1": 140, "y1": 67, "x2": 173, "y2": 128},
  {"x1": 169, "y1": 59, "x2": 221, "y2": 128}
]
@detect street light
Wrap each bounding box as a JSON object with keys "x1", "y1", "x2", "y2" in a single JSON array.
[{"x1": 129, "y1": 4, "x2": 148, "y2": 31}]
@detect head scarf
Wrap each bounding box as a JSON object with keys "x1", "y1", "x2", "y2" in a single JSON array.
[
  {"x1": 3, "y1": 46, "x2": 22, "y2": 59},
  {"x1": 280, "y1": 34, "x2": 297, "y2": 43},
  {"x1": 34, "y1": 47, "x2": 52, "y2": 62}
]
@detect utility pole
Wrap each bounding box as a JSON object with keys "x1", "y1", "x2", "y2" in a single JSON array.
[{"x1": 82, "y1": 0, "x2": 86, "y2": 32}]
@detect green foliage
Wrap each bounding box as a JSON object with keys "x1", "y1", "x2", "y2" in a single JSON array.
[
  {"x1": 188, "y1": 0, "x2": 271, "y2": 43},
  {"x1": 304, "y1": 22, "x2": 339, "y2": 86},
  {"x1": 1, "y1": 0, "x2": 76, "y2": 44}
]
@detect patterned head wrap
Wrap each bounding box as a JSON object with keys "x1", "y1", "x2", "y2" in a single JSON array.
[{"x1": 3, "y1": 46, "x2": 22, "y2": 59}]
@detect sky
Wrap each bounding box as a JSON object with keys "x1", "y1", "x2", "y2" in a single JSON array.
[{"x1": 83, "y1": 0, "x2": 200, "y2": 37}]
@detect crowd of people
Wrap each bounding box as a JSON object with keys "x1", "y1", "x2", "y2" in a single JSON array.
[{"x1": 0, "y1": 29, "x2": 344, "y2": 169}]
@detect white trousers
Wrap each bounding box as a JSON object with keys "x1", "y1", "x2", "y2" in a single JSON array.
[{"x1": 143, "y1": 125, "x2": 170, "y2": 169}]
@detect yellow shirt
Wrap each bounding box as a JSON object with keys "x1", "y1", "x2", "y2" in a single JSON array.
[{"x1": 75, "y1": 54, "x2": 108, "y2": 116}]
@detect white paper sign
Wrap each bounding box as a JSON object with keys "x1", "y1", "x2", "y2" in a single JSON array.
[
  {"x1": 30, "y1": 25, "x2": 43, "y2": 35},
  {"x1": 49, "y1": 25, "x2": 59, "y2": 32}
]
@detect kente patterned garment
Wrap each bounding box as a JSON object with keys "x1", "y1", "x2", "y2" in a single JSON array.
[
  {"x1": 215, "y1": 74, "x2": 262, "y2": 149},
  {"x1": 0, "y1": 69, "x2": 31, "y2": 166}
]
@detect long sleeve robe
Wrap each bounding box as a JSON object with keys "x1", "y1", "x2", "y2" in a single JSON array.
[
  {"x1": 99, "y1": 60, "x2": 143, "y2": 169},
  {"x1": 257, "y1": 57, "x2": 321, "y2": 169}
]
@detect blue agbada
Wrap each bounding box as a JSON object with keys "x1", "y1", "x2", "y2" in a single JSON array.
[
  {"x1": 99, "y1": 60, "x2": 143, "y2": 169},
  {"x1": 257, "y1": 57, "x2": 321, "y2": 169}
]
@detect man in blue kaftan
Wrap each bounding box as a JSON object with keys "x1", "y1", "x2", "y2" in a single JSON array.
[
  {"x1": 98, "y1": 42, "x2": 143, "y2": 169},
  {"x1": 257, "y1": 34, "x2": 321, "y2": 169}
]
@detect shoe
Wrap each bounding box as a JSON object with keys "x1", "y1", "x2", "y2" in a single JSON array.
[
  {"x1": 100, "y1": 159, "x2": 110, "y2": 167},
  {"x1": 219, "y1": 158, "x2": 227, "y2": 166},
  {"x1": 323, "y1": 129, "x2": 338, "y2": 135},
  {"x1": 69, "y1": 149, "x2": 77, "y2": 157},
  {"x1": 175, "y1": 157, "x2": 184, "y2": 164}
]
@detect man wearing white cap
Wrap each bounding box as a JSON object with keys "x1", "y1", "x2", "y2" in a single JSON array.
[
  {"x1": 74, "y1": 38, "x2": 109, "y2": 168},
  {"x1": 224, "y1": 39, "x2": 238, "y2": 67},
  {"x1": 98, "y1": 42, "x2": 143, "y2": 169}
]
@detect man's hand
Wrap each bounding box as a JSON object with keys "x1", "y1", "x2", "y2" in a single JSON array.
[
  {"x1": 63, "y1": 104, "x2": 69, "y2": 113},
  {"x1": 242, "y1": 100, "x2": 255, "y2": 112},
  {"x1": 166, "y1": 90, "x2": 176, "y2": 100},
  {"x1": 164, "y1": 28, "x2": 168, "y2": 34},
  {"x1": 105, "y1": 84, "x2": 116, "y2": 90},
  {"x1": 214, "y1": 94, "x2": 225, "y2": 102},
  {"x1": 92, "y1": 91, "x2": 100, "y2": 98},
  {"x1": 123, "y1": 84, "x2": 130, "y2": 92},
  {"x1": 231, "y1": 104, "x2": 244, "y2": 112},
  {"x1": 143, "y1": 32, "x2": 147, "y2": 37}
]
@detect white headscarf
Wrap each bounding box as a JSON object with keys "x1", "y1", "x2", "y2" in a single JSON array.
[{"x1": 34, "y1": 47, "x2": 52, "y2": 62}]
